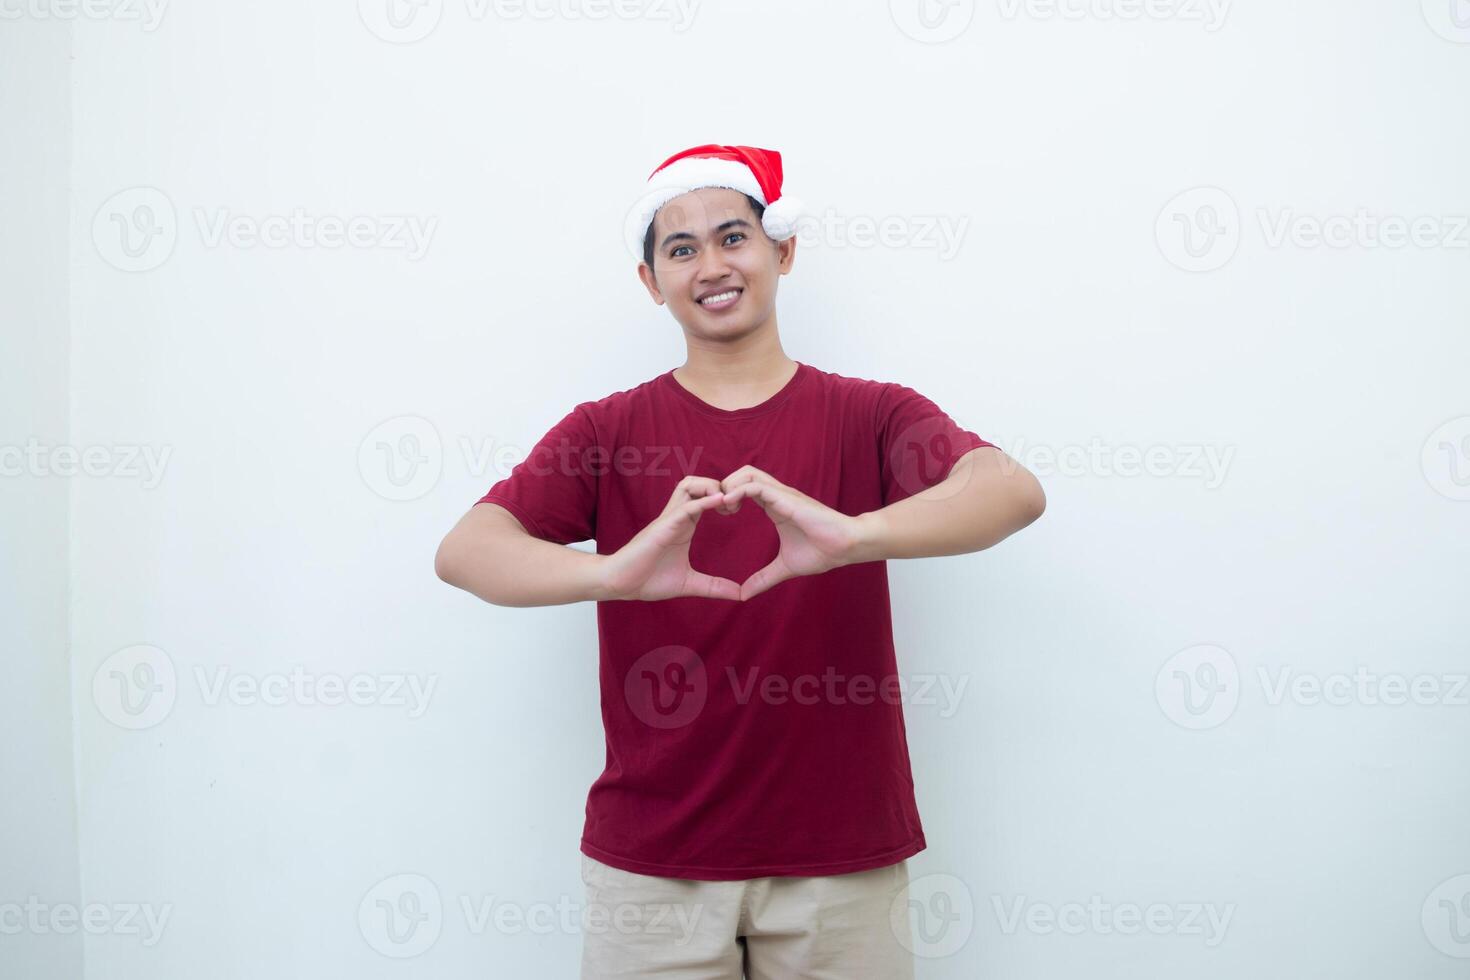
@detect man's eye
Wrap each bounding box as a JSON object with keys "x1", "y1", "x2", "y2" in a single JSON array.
[{"x1": 670, "y1": 245, "x2": 692, "y2": 258}]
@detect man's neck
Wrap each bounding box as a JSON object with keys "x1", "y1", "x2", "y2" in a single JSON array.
[{"x1": 673, "y1": 341, "x2": 798, "y2": 413}]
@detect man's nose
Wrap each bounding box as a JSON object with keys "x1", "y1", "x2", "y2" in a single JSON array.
[{"x1": 696, "y1": 248, "x2": 731, "y2": 281}]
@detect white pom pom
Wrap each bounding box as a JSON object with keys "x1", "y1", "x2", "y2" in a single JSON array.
[{"x1": 761, "y1": 195, "x2": 804, "y2": 242}]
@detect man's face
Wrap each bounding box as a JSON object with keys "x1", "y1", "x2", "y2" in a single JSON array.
[{"x1": 637, "y1": 187, "x2": 795, "y2": 339}]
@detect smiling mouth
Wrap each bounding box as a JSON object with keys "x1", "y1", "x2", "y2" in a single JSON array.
[{"x1": 697, "y1": 288, "x2": 742, "y2": 311}]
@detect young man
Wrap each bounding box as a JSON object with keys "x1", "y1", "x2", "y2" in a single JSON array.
[{"x1": 435, "y1": 144, "x2": 1045, "y2": 979}]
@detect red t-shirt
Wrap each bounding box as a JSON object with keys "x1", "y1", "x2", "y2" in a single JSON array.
[{"x1": 475, "y1": 361, "x2": 994, "y2": 880}]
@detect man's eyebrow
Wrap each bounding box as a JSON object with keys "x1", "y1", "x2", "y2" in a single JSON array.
[{"x1": 659, "y1": 218, "x2": 754, "y2": 251}]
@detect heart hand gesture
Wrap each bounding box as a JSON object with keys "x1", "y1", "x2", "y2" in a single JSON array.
[
  {"x1": 596, "y1": 476, "x2": 744, "y2": 602},
  {"x1": 717, "y1": 465, "x2": 869, "y2": 600},
  {"x1": 596, "y1": 468, "x2": 871, "y2": 603}
]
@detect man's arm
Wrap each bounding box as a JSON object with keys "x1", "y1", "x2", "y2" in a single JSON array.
[
  {"x1": 435, "y1": 503, "x2": 607, "y2": 607},
  {"x1": 436, "y1": 478, "x2": 746, "y2": 607},
  {"x1": 850, "y1": 446, "x2": 1045, "y2": 562}
]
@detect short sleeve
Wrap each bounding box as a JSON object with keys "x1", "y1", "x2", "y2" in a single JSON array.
[
  {"x1": 876, "y1": 382, "x2": 996, "y2": 506},
  {"x1": 475, "y1": 404, "x2": 599, "y2": 544}
]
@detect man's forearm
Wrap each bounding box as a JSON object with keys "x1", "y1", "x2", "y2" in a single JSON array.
[
  {"x1": 436, "y1": 507, "x2": 609, "y2": 607},
  {"x1": 851, "y1": 447, "x2": 1045, "y2": 562}
]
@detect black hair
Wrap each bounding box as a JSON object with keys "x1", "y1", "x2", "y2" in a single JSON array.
[{"x1": 643, "y1": 193, "x2": 767, "y2": 270}]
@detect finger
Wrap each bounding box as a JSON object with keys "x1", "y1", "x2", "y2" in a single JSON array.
[
  {"x1": 739, "y1": 559, "x2": 791, "y2": 601},
  {"x1": 669, "y1": 476, "x2": 724, "y2": 509},
  {"x1": 677, "y1": 491, "x2": 727, "y2": 523},
  {"x1": 716, "y1": 480, "x2": 748, "y2": 513},
  {"x1": 652, "y1": 493, "x2": 726, "y2": 549},
  {"x1": 719, "y1": 481, "x2": 769, "y2": 517},
  {"x1": 712, "y1": 481, "x2": 744, "y2": 514},
  {"x1": 720, "y1": 480, "x2": 764, "y2": 506},
  {"x1": 682, "y1": 570, "x2": 743, "y2": 602},
  {"x1": 720, "y1": 466, "x2": 780, "y2": 493},
  {"x1": 655, "y1": 491, "x2": 726, "y2": 541},
  {"x1": 716, "y1": 470, "x2": 758, "y2": 513},
  {"x1": 723, "y1": 481, "x2": 791, "y2": 520}
]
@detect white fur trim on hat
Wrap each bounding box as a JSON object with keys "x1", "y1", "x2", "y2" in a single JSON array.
[
  {"x1": 648, "y1": 156, "x2": 768, "y2": 206},
  {"x1": 626, "y1": 156, "x2": 803, "y2": 260}
]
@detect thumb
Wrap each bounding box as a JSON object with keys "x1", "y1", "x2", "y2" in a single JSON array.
[
  {"x1": 739, "y1": 558, "x2": 791, "y2": 601},
  {"x1": 681, "y1": 570, "x2": 743, "y2": 602}
]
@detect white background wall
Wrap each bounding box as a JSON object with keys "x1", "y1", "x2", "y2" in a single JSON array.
[
  {"x1": 2, "y1": 14, "x2": 85, "y2": 980},
  {"x1": 5, "y1": 1, "x2": 1469, "y2": 977}
]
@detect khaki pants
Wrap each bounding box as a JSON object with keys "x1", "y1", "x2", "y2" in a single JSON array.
[{"x1": 579, "y1": 853, "x2": 915, "y2": 979}]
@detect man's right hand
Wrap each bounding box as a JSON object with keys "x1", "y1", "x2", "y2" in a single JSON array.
[{"x1": 595, "y1": 476, "x2": 743, "y2": 602}]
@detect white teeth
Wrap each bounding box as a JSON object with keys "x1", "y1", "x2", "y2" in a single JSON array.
[{"x1": 699, "y1": 290, "x2": 739, "y2": 306}]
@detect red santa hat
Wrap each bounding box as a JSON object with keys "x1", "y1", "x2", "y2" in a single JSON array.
[{"x1": 626, "y1": 143, "x2": 804, "y2": 260}]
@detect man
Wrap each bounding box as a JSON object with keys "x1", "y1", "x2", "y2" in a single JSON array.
[{"x1": 435, "y1": 143, "x2": 1045, "y2": 978}]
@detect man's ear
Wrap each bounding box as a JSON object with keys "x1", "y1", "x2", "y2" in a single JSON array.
[
  {"x1": 636, "y1": 261, "x2": 666, "y2": 305},
  {"x1": 776, "y1": 235, "x2": 796, "y2": 275}
]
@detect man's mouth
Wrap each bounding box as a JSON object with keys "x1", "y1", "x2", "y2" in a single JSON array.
[{"x1": 697, "y1": 288, "x2": 742, "y2": 311}]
